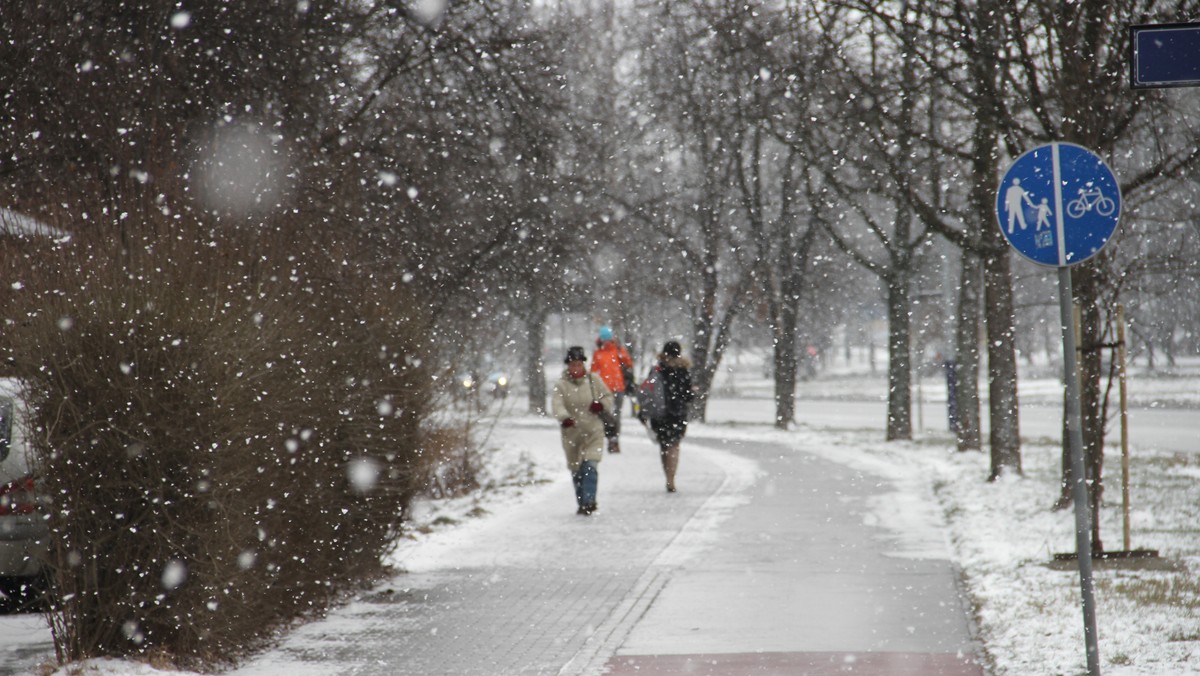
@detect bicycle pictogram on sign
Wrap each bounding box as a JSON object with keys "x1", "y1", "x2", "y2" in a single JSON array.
[{"x1": 1066, "y1": 186, "x2": 1116, "y2": 219}]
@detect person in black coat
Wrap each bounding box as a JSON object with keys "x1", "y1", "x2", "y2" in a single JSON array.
[{"x1": 648, "y1": 340, "x2": 693, "y2": 492}]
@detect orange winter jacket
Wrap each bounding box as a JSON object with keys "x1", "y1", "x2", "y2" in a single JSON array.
[{"x1": 591, "y1": 340, "x2": 633, "y2": 393}]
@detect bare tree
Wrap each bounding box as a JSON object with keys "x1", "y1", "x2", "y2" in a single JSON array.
[
  {"x1": 708, "y1": 2, "x2": 828, "y2": 428},
  {"x1": 807, "y1": 4, "x2": 952, "y2": 441},
  {"x1": 993, "y1": 0, "x2": 1200, "y2": 526},
  {"x1": 815, "y1": 0, "x2": 1019, "y2": 464},
  {"x1": 621, "y1": 0, "x2": 762, "y2": 420}
]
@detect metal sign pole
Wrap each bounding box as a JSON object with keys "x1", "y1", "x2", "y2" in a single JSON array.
[{"x1": 1057, "y1": 267, "x2": 1102, "y2": 676}]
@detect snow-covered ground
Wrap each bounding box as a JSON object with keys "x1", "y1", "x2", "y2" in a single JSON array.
[{"x1": 4, "y1": 356, "x2": 1198, "y2": 675}]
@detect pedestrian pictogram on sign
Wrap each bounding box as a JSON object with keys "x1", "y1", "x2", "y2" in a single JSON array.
[{"x1": 995, "y1": 143, "x2": 1121, "y2": 268}]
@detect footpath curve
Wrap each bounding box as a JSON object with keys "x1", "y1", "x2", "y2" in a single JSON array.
[{"x1": 233, "y1": 418, "x2": 985, "y2": 675}]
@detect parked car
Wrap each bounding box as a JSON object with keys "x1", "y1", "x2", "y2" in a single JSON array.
[{"x1": 0, "y1": 380, "x2": 48, "y2": 609}]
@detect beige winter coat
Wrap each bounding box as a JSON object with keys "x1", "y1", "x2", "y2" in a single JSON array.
[{"x1": 551, "y1": 371, "x2": 614, "y2": 472}]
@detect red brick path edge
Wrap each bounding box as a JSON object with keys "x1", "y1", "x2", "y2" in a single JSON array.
[{"x1": 603, "y1": 651, "x2": 986, "y2": 675}]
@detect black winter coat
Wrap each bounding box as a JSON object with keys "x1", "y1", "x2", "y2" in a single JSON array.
[
  {"x1": 658, "y1": 355, "x2": 693, "y2": 420},
  {"x1": 650, "y1": 354, "x2": 693, "y2": 449}
]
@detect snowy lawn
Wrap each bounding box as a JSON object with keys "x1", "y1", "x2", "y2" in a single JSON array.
[{"x1": 930, "y1": 436, "x2": 1200, "y2": 675}]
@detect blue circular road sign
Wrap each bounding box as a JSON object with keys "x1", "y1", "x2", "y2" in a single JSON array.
[{"x1": 995, "y1": 143, "x2": 1121, "y2": 267}]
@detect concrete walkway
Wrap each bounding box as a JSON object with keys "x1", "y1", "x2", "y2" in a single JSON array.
[
  {"x1": 233, "y1": 418, "x2": 986, "y2": 675},
  {"x1": 603, "y1": 432, "x2": 984, "y2": 675}
]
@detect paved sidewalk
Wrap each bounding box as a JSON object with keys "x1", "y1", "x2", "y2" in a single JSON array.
[
  {"x1": 233, "y1": 418, "x2": 985, "y2": 675},
  {"x1": 602, "y1": 431, "x2": 985, "y2": 675}
]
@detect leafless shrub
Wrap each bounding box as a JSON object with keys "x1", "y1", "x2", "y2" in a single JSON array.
[
  {"x1": 2, "y1": 216, "x2": 435, "y2": 669},
  {"x1": 418, "y1": 425, "x2": 481, "y2": 500}
]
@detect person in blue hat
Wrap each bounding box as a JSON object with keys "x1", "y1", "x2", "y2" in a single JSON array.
[{"x1": 590, "y1": 325, "x2": 634, "y2": 453}]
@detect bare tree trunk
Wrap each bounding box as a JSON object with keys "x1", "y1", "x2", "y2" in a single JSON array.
[
  {"x1": 885, "y1": 273, "x2": 913, "y2": 441},
  {"x1": 1079, "y1": 289, "x2": 1107, "y2": 553},
  {"x1": 1053, "y1": 264, "x2": 1108, "y2": 550},
  {"x1": 690, "y1": 288, "x2": 743, "y2": 423},
  {"x1": 966, "y1": 0, "x2": 1019, "y2": 471},
  {"x1": 769, "y1": 232, "x2": 818, "y2": 429},
  {"x1": 954, "y1": 249, "x2": 983, "y2": 451},
  {"x1": 982, "y1": 247, "x2": 1022, "y2": 478},
  {"x1": 773, "y1": 286, "x2": 799, "y2": 429},
  {"x1": 524, "y1": 309, "x2": 548, "y2": 415},
  {"x1": 955, "y1": 0, "x2": 1001, "y2": 455},
  {"x1": 1055, "y1": 385, "x2": 1073, "y2": 510},
  {"x1": 687, "y1": 188, "x2": 725, "y2": 424},
  {"x1": 690, "y1": 286, "x2": 716, "y2": 424}
]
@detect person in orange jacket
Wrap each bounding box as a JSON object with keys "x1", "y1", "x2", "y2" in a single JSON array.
[{"x1": 590, "y1": 325, "x2": 634, "y2": 453}]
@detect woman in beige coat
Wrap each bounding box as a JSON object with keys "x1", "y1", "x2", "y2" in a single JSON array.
[{"x1": 552, "y1": 345, "x2": 614, "y2": 515}]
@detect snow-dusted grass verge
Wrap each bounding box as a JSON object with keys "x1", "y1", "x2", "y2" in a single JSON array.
[
  {"x1": 938, "y1": 440, "x2": 1200, "y2": 675},
  {"x1": 806, "y1": 428, "x2": 1200, "y2": 676},
  {"x1": 387, "y1": 414, "x2": 561, "y2": 567}
]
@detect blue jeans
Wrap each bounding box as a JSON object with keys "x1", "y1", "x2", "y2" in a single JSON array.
[{"x1": 572, "y1": 460, "x2": 598, "y2": 508}]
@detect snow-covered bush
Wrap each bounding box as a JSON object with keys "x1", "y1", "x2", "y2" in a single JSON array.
[{"x1": 4, "y1": 223, "x2": 435, "y2": 669}]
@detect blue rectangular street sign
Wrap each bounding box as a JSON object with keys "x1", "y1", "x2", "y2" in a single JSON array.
[{"x1": 1130, "y1": 22, "x2": 1200, "y2": 89}]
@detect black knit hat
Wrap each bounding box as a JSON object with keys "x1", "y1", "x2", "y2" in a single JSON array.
[
  {"x1": 564, "y1": 345, "x2": 587, "y2": 363},
  {"x1": 662, "y1": 340, "x2": 682, "y2": 358}
]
